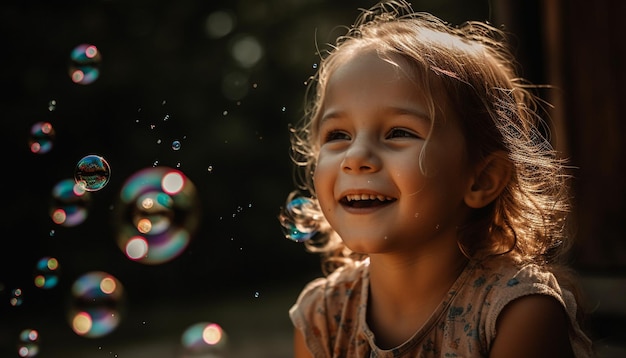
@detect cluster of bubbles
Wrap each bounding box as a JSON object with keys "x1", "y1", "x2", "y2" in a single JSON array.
[
  {"x1": 19, "y1": 77, "x2": 207, "y2": 356},
  {"x1": 13, "y1": 5, "x2": 295, "y2": 354}
]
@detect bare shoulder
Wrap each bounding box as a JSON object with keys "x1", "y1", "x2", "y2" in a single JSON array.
[
  {"x1": 294, "y1": 328, "x2": 314, "y2": 358},
  {"x1": 490, "y1": 294, "x2": 575, "y2": 358}
]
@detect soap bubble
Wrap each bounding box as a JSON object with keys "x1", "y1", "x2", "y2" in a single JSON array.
[
  {"x1": 33, "y1": 256, "x2": 60, "y2": 289},
  {"x1": 279, "y1": 195, "x2": 321, "y2": 242},
  {"x1": 67, "y1": 271, "x2": 125, "y2": 338},
  {"x1": 114, "y1": 166, "x2": 200, "y2": 265},
  {"x1": 50, "y1": 178, "x2": 91, "y2": 227},
  {"x1": 10, "y1": 288, "x2": 24, "y2": 307},
  {"x1": 28, "y1": 121, "x2": 55, "y2": 154},
  {"x1": 69, "y1": 44, "x2": 101, "y2": 85},
  {"x1": 180, "y1": 322, "x2": 227, "y2": 356},
  {"x1": 17, "y1": 329, "x2": 40, "y2": 357},
  {"x1": 74, "y1": 155, "x2": 111, "y2": 192}
]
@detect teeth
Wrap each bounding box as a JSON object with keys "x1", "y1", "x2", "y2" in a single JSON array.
[{"x1": 345, "y1": 194, "x2": 392, "y2": 202}]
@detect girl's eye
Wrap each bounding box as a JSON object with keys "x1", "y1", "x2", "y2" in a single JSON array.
[
  {"x1": 324, "y1": 130, "x2": 350, "y2": 142},
  {"x1": 387, "y1": 128, "x2": 418, "y2": 139}
]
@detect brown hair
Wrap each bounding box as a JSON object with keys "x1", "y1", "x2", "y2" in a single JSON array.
[{"x1": 280, "y1": 1, "x2": 577, "y2": 287}]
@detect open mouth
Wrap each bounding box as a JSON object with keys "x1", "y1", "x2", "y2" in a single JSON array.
[{"x1": 340, "y1": 194, "x2": 396, "y2": 208}]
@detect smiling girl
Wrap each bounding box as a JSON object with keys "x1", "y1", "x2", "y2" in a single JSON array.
[{"x1": 280, "y1": 1, "x2": 594, "y2": 357}]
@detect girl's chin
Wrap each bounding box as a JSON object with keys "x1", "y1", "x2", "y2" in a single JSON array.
[{"x1": 340, "y1": 235, "x2": 396, "y2": 254}]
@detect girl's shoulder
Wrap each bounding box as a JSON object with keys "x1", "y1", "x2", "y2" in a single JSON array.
[
  {"x1": 295, "y1": 259, "x2": 369, "y2": 304},
  {"x1": 469, "y1": 257, "x2": 562, "y2": 294},
  {"x1": 288, "y1": 260, "x2": 370, "y2": 356}
]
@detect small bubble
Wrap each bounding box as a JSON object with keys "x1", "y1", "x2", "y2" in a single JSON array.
[
  {"x1": 254, "y1": 291, "x2": 260, "y2": 298},
  {"x1": 74, "y1": 155, "x2": 111, "y2": 192},
  {"x1": 69, "y1": 44, "x2": 102, "y2": 85},
  {"x1": 33, "y1": 256, "x2": 60, "y2": 289},
  {"x1": 29, "y1": 121, "x2": 56, "y2": 154},
  {"x1": 207, "y1": 166, "x2": 213, "y2": 173},
  {"x1": 48, "y1": 99, "x2": 57, "y2": 111},
  {"x1": 10, "y1": 288, "x2": 23, "y2": 306},
  {"x1": 18, "y1": 328, "x2": 40, "y2": 357},
  {"x1": 171, "y1": 140, "x2": 181, "y2": 151}
]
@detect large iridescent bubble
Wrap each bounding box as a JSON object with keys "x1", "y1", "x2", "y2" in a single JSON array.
[{"x1": 114, "y1": 167, "x2": 200, "y2": 265}]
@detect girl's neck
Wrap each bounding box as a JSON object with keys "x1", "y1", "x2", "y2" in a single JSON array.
[{"x1": 366, "y1": 246, "x2": 468, "y2": 348}]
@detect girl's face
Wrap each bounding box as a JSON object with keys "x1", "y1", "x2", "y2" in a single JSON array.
[{"x1": 313, "y1": 50, "x2": 475, "y2": 255}]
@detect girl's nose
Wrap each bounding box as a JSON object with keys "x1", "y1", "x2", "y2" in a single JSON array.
[{"x1": 342, "y1": 137, "x2": 380, "y2": 173}]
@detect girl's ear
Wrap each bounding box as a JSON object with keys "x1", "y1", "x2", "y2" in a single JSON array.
[{"x1": 464, "y1": 151, "x2": 512, "y2": 209}]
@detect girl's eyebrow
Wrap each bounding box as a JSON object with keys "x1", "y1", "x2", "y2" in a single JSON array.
[
  {"x1": 320, "y1": 105, "x2": 431, "y2": 124},
  {"x1": 387, "y1": 106, "x2": 431, "y2": 123}
]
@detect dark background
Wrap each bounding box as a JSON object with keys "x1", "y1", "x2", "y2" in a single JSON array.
[{"x1": 1, "y1": 0, "x2": 624, "y2": 357}]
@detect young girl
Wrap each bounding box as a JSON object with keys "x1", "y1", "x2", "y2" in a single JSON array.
[{"x1": 279, "y1": 1, "x2": 594, "y2": 357}]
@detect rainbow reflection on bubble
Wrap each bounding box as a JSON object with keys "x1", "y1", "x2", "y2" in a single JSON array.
[
  {"x1": 114, "y1": 166, "x2": 200, "y2": 265},
  {"x1": 67, "y1": 271, "x2": 125, "y2": 338},
  {"x1": 10, "y1": 288, "x2": 23, "y2": 307},
  {"x1": 279, "y1": 196, "x2": 320, "y2": 242},
  {"x1": 69, "y1": 44, "x2": 101, "y2": 85},
  {"x1": 50, "y1": 179, "x2": 91, "y2": 227},
  {"x1": 17, "y1": 329, "x2": 39, "y2": 357},
  {"x1": 181, "y1": 322, "x2": 227, "y2": 355},
  {"x1": 33, "y1": 256, "x2": 60, "y2": 289},
  {"x1": 74, "y1": 155, "x2": 111, "y2": 192},
  {"x1": 28, "y1": 121, "x2": 55, "y2": 154}
]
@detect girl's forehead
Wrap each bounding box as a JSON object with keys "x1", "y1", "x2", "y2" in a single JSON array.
[{"x1": 320, "y1": 49, "x2": 455, "y2": 123}]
